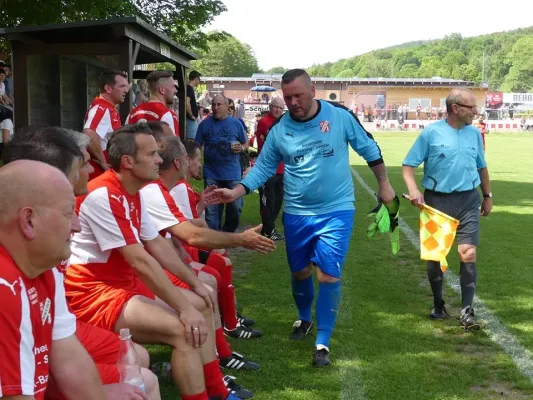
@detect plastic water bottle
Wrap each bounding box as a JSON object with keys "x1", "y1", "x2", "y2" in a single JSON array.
[{"x1": 117, "y1": 328, "x2": 145, "y2": 392}]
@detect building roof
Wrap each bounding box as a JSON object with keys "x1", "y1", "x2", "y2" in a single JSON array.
[
  {"x1": 0, "y1": 17, "x2": 197, "y2": 65},
  {"x1": 202, "y1": 75, "x2": 479, "y2": 87}
]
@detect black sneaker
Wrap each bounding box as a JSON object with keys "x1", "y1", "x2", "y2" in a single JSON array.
[
  {"x1": 312, "y1": 346, "x2": 331, "y2": 367},
  {"x1": 269, "y1": 230, "x2": 285, "y2": 241},
  {"x1": 460, "y1": 306, "x2": 481, "y2": 331},
  {"x1": 289, "y1": 320, "x2": 313, "y2": 340},
  {"x1": 220, "y1": 352, "x2": 260, "y2": 371},
  {"x1": 223, "y1": 375, "x2": 255, "y2": 399},
  {"x1": 261, "y1": 230, "x2": 285, "y2": 241},
  {"x1": 224, "y1": 324, "x2": 262, "y2": 339},
  {"x1": 237, "y1": 312, "x2": 256, "y2": 327},
  {"x1": 430, "y1": 300, "x2": 448, "y2": 320}
]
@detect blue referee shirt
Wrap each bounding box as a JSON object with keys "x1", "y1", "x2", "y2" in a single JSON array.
[{"x1": 403, "y1": 119, "x2": 487, "y2": 193}]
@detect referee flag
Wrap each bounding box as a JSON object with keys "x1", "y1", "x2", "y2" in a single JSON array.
[{"x1": 419, "y1": 204, "x2": 459, "y2": 271}]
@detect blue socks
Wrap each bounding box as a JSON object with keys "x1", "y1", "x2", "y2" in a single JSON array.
[
  {"x1": 291, "y1": 275, "x2": 314, "y2": 322},
  {"x1": 315, "y1": 280, "x2": 342, "y2": 349}
]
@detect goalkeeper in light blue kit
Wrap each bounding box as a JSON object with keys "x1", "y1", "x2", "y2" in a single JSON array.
[{"x1": 209, "y1": 69, "x2": 396, "y2": 366}]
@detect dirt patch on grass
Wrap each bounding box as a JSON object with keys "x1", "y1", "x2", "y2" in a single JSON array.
[
  {"x1": 456, "y1": 342, "x2": 492, "y2": 357},
  {"x1": 471, "y1": 383, "x2": 531, "y2": 399}
]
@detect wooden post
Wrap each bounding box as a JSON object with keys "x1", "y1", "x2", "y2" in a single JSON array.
[
  {"x1": 174, "y1": 64, "x2": 186, "y2": 140},
  {"x1": 11, "y1": 41, "x2": 29, "y2": 127},
  {"x1": 118, "y1": 39, "x2": 133, "y2": 124}
]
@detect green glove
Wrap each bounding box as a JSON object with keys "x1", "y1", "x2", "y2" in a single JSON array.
[
  {"x1": 388, "y1": 195, "x2": 401, "y2": 255},
  {"x1": 366, "y1": 202, "x2": 390, "y2": 238}
]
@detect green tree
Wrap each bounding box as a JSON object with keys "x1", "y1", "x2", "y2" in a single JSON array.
[
  {"x1": 301, "y1": 26, "x2": 533, "y2": 88},
  {"x1": 501, "y1": 37, "x2": 533, "y2": 92},
  {"x1": 266, "y1": 66, "x2": 287, "y2": 74},
  {"x1": 191, "y1": 32, "x2": 259, "y2": 76},
  {"x1": 0, "y1": 0, "x2": 227, "y2": 51},
  {"x1": 307, "y1": 63, "x2": 332, "y2": 77},
  {"x1": 397, "y1": 63, "x2": 419, "y2": 78}
]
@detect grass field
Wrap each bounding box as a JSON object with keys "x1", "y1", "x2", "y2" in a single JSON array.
[{"x1": 149, "y1": 131, "x2": 533, "y2": 399}]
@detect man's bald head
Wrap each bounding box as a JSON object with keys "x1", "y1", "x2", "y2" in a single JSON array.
[
  {"x1": 270, "y1": 97, "x2": 285, "y2": 108},
  {"x1": 0, "y1": 160, "x2": 73, "y2": 225},
  {"x1": 212, "y1": 94, "x2": 228, "y2": 105},
  {"x1": 446, "y1": 89, "x2": 475, "y2": 113},
  {"x1": 0, "y1": 160, "x2": 78, "y2": 276},
  {"x1": 269, "y1": 96, "x2": 285, "y2": 118},
  {"x1": 212, "y1": 94, "x2": 229, "y2": 120},
  {"x1": 445, "y1": 88, "x2": 478, "y2": 127}
]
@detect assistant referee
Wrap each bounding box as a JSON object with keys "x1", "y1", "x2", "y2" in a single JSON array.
[{"x1": 402, "y1": 88, "x2": 493, "y2": 330}]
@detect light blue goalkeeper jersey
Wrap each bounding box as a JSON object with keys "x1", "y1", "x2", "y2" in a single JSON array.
[{"x1": 241, "y1": 100, "x2": 383, "y2": 215}]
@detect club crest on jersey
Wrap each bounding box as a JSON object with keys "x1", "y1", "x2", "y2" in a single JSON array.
[{"x1": 319, "y1": 121, "x2": 330, "y2": 133}]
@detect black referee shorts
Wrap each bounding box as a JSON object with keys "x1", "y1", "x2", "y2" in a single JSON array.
[{"x1": 424, "y1": 189, "x2": 481, "y2": 246}]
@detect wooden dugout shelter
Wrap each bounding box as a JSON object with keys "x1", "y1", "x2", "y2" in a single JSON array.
[{"x1": 0, "y1": 17, "x2": 197, "y2": 138}]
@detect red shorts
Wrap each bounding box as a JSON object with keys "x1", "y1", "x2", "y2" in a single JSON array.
[
  {"x1": 133, "y1": 273, "x2": 190, "y2": 301},
  {"x1": 45, "y1": 321, "x2": 121, "y2": 399},
  {"x1": 66, "y1": 281, "x2": 155, "y2": 332}
]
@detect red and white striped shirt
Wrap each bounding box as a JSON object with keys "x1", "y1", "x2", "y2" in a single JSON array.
[
  {"x1": 66, "y1": 170, "x2": 159, "y2": 289},
  {"x1": 140, "y1": 180, "x2": 188, "y2": 235},
  {"x1": 0, "y1": 247, "x2": 76, "y2": 399},
  {"x1": 170, "y1": 180, "x2": 201, "y2": 220},
  {"x1": 84, "y1": 97, "x2": 121, "y2": 150},
  {"x1": 126, "y1": 101, "x2": 180, "y2": 136}
]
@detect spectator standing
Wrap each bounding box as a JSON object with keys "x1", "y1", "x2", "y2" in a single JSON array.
[
  {"x1": 235, "y1": 99, "x2": 246, "y2": 120},
  {"x1": 196, "y1": 95, "x2": 248, "y2": 232},
  {"x1": 134, "y1": 79, "x2": 150, "y2": 106},
  {"x1": 198, "y1": 91, "x2": 212, "y2": 109},
  {"x1": 508, "y1": 103, "x2": 515, "y2": 120},
  {"x1": 0, "y1": 113, "x2": 13, "y2": 160},
  {"x1": 186, "y1": 70, "x2": 201, "y2": 140},
  {"x1": 0, "y1": 68, "x2": 13, "y2": 106},
  {"x1": 255, "y1": 97, "x2": 286, "y2": 241},
  {"x1": 0, "y1": 61, "x2": 13, "y2": 103}
]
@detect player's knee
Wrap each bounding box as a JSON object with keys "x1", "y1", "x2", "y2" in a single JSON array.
[
  {"x1": 292, "y1": 264, "x2": 313, "y2": 280},
  {"x1": 316, "y1": 268, "x2": 340, "y2": 284},
  {"x1": 133, "y1": 343, "x2": 150, "y2": 368},
  {"x1": 200, "y1": 273, "x2": 218, "y2": 292},
  {"x1": 458, "y1": 245, "x2": 476, "y2": 262},
  {"x1": 141, "y1": 367, "x2": 161, "y2": 400}
]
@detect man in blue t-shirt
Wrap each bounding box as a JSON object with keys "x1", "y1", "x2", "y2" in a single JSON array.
[
  {"x1": 195, "y1": 94, "x2": 248, "y2": 232},
  {"x1": 403, "y1": 88, "x2": 492, "y2": 331},
  {"x1": 206, "y1": 69, "x2": 396, "y2": 367}
]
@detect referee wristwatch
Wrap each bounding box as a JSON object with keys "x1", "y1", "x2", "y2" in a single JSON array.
[{"x1": 483, "y1": 192, "x2": 493, "y2": 199}]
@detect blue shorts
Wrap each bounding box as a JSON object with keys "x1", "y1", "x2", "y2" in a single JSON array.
[{"x1": 283, "y1": 210, "x2": 355, "y2": 278}]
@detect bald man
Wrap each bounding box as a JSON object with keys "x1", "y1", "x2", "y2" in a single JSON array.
[
  {"x1": 0, "y1": 160, "x2": 107, "y2": 399},
  {"x1": 403, "y1": 88, "x2": 492, "y2": 330},
  {"x1": 196, "y1": 94, "x2": 249, "y2": 232},
  {"x1": 255, "y1": 97, "x2": 286, "y2": 240}
]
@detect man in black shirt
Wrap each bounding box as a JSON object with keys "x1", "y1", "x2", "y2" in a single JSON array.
[{"x1": 186, "y1": 70, "x2": 201, "y2": 140}]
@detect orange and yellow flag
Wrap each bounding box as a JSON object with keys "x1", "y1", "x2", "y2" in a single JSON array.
[{"x1": 419, "y1": 204, "x2": 459, "y2": 272}]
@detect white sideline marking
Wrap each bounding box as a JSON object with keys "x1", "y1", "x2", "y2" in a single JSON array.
[
  {"x1": 338, "y1": 275, "x2": 368, "y2": 400},
  {"x1": 350, "y1": 166, "x2": 533, "y2": 382}
]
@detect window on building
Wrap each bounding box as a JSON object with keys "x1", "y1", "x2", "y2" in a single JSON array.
[
  {"x1": 440, "y1": 98, "x2": 446, "y2": 109},
  {"x1": 409, "y1": 98, "x2": 431, "y2": 110}
]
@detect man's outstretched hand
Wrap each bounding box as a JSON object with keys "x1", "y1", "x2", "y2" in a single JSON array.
[
  {"x1": 205, "y1": 187, "x2": 240, "y2": 205},
  {"x1": 239, "y1": 224, "x2": 276, "y2": 253}
]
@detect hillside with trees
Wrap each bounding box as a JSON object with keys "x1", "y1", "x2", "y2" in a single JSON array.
[{"x1": 303, "y1": 28, "x2": 533, "y2": 92}]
